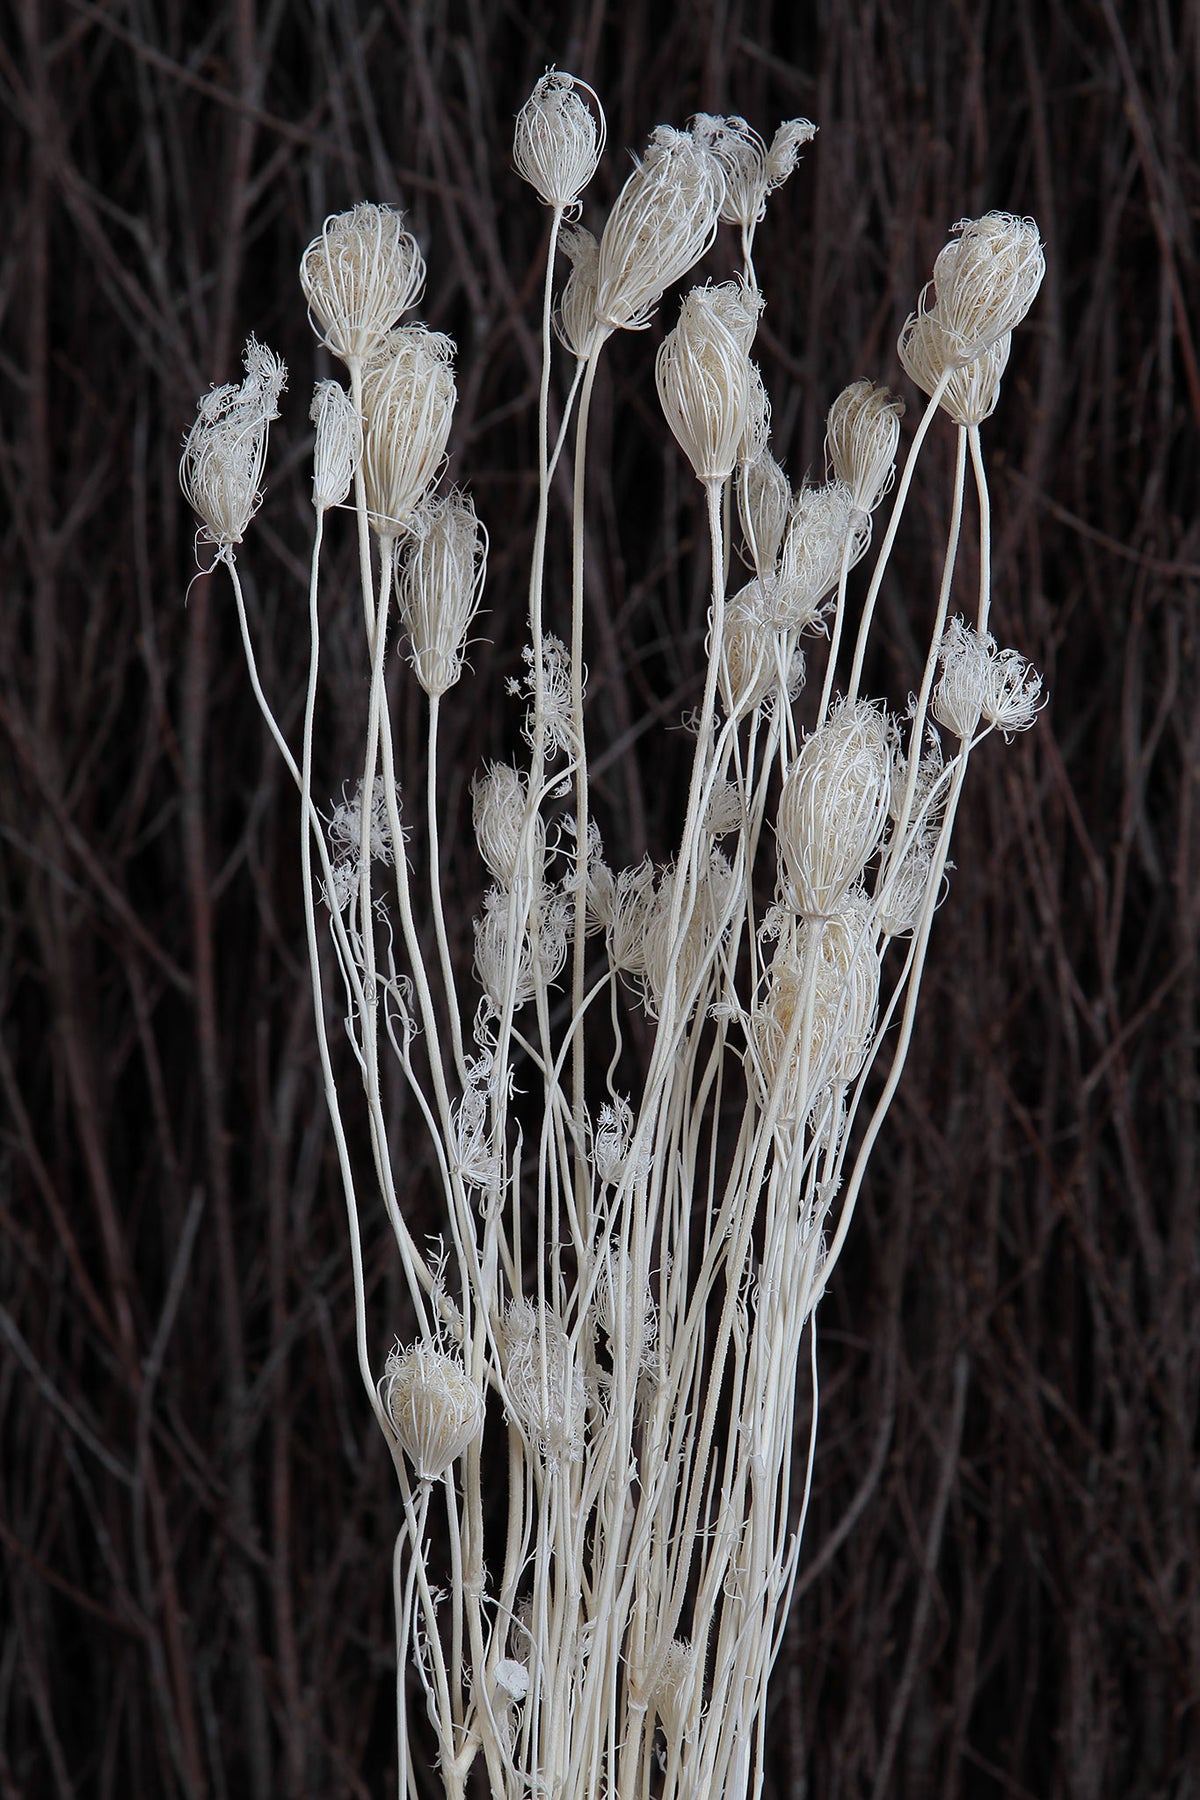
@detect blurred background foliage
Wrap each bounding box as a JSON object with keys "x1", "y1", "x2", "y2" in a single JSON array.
[{"x1": 1, "y1": 1, "x2": 1197, "y2": 1795}]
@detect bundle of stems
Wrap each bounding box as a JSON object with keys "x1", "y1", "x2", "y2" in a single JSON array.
[{"x1": 180, "y1": 71, "x2": 1045, "y2": 1800}]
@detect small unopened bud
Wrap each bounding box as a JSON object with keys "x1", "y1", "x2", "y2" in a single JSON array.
[
  {"x1": 593, "y1": 124, "x2": 725, "y2": 335},
  {"x1": 361, "y1": 328, "x2": 457, "y2": 538},
  {"x1": 514, "y1": 69, "x2": 605, "y2": 215},
  {"x1": 310, "y1": 379, "x2": 361, "y2": 512},
  {"x1": 379, "y1": 1342, "x2": 484, "y2": 1481},
  {"x1": 777, "y1": 700, "x2": 896, "y2": 914},
  {"x1": 655, "y1": 283, "x2": 760, "y2": 482},
  {"x1": 180, "y1": 337, "x2": 287, "y2": 555},
  {"x1": 395, "y1": 488, "x2": 486, "y2": 696},
  {"x1": 825, "y1": 379, "x2": 904, "y2": 514},
  {"x1": 300, "y1": 203, "x2": 426, "y2": 366}
]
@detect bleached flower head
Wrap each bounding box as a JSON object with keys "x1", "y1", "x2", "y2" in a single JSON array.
[
  {"x1": 379, "y1": 1341, "x2": 484, "y2": 1481},
  {"x1": 310, "y1": 379, "x2": 361, "y2": 513},
  {"x1": 752, "y1": 901, "x2": 880, "y2": 1115},
  {"x1": 555, "y1": 224, "x2": 602, "y2": 360},
  {"x1": 738, "y1": 447, "x2": 790, "y2": 575},
  {"x1": 640, "y1": 849, "x2": 737, "y2": 1017},
  {"x1": 300, "y1": 203, "x2": 426, "y2": 366},
  {"x1": 930, "y1": 212, "x2": 1045, "y2": 363},
  {"x1": 825, "y1": 379, "x2": 904, "y2": 514},
  {"x1": 655, "y1": 282, "x2": 760, "y2": 481},
  {"x1": 180, "y1": 337, "x2": 287, "y2": 555},
  {"x1": 592, "y1": 1096, "x2": 645, "y2": 1187},
  {"x1": 650, "y1": 1639, "x2": 698, "y2": 1742},
  {"x1": 700, "y1": 113, "x2": 816, "y2": 233},
  {"x1": 777, "y1": 699, "x2": 896, "y2": 914},
  {"x1": 720, "y1": 581, "x2": 802, "y2": 717},
  {"x1": 328, "y1": 775, "x2": 396, "y2": 866},
  {"x1": 605, "y1": 857, "x2": 656, "y2": 977},
  {"x1": 898, "y1": 313, "x2": 1012, "y2": 425},
  {"x1": 593, "y1": 124, "x2": 725, "y2": 335},
  {"x1": 876, "y1": 834, "x2": 936, "y2": 939},
  {"x1": 360, "y1": 327, "x2": 457, "y2": 538},
  {"x1": 501, "y1": 1299, "x2": 586, "y2": 1463},
  {"x1": 474, "y1": 885, "x2": 535, "y2": 1012},
  {"x1": 933, "y1": 617, "x2": 1043, "y2": 741},
  {"x1": 593, "y1": 1245, "x2": 658, "y2": 1374},
  {"x1": 472, "y1": 763, "x2": 544, "y2": 886},
  {"x1": 395, "y1": 488, "x2": 486, "y2": 696},
  {"x1": 514, "y1": 69, "x2": 605, "y2": 215},
  {"x1": 770, "y1": 482, "x2": 866, "y2": 632}
]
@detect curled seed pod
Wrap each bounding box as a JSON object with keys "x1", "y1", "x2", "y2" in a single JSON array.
[
  {"x1": 180, "y1": 337, "x2": 287, "y2": 554},
  {"x1": 361, "y1": 327, "x2": 457, "y2": 539},
  {"x1": 593, "y1": 124, "x2": 725, "y2": 335},
  {"x1": 771, "y1": 482, "x2": 866, "y2": 633},
  {"x1": 738, "y1": 446, "x2": 790, "y2": 575},
  {"x1": 640, "y1": 850, "x2": 737, "y2": 1018},
  {"x1": 825, "y1": 379, "x2": 904, "y2": 514},
  {"x1": 514, "y1": 69, "x2": 605, "y2": 215},
  {"x1": 753, "y1": 902, "x2": 881, "y2": 1115},
  {"x1": 701, "y1": 112, "x2": 816, "y2": 233},
  {"x1": 777, "y1": 699, "x2": 896, "y2": 915},
  {"x1": 395, "y1": 488, "x2": 487, "y2": 697},
  {"x1": 898, "y1": 313, "x2": 1012, "y2": 425},
  {"x1": 300, "y1": 203, "x2": 426, "y2": 366},
  {"x1": 501, "y1": 1299, "x2": 587, "y2": 1463},
  {"x1": 655, "y1": 283, "x2": 760, "y2": 482},
  {"x1": 472, "y1": 763, "x2": 544, "y2": 885},
  {"x1": 931, "y1": 212, "x2": 1045, "y2": 362},
  {"x1": 310, "y1": 379, "x2": 361, "y2": 513},
  {"x1": 935, "y1": 617, "x2": 1045, "y2": 739},
  {"x1": 556, "y1": 224, "x2": 602, "y2": 360},
  {"x1": 379, "y1": 1342, "x2": 484, "y2": 1481}
]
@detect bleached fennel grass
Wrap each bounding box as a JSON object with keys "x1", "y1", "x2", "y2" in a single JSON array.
[{"x1": 181, "y1": 72, "x2": 1045, "y2": 1800}]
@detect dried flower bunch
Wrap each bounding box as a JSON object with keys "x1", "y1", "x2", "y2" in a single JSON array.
[{"x1": 181, "y1": 66, "x2": 1044, "y2": 1800}]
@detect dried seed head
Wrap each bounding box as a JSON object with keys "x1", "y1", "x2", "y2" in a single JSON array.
[
  {"x1": 650, "y1": 1640, "x2": 698, "y2": 1741},
  {"x1": 180, "y1": 337, "x2": 287, "y2": 555},
  {"x1": 934, "y1": 619, "x2": 1045, "y2": 740},
  {"x1": 493, "y1": 1659, "x2": 530, "y2": 1705},
  {"x1": 300, "y1": 203, "x2": 426, "y2": 366},
  {"x1": 656, "y1": 282, "x2": 760, "y2": 481},
  {"x1": 931, "y1": 212, "x2": 1045, "y2": 363},
  {"x1": 605, "y1": 857, "x2": 657, "y2": 976},
  {"x1": 360, "y1": 327, "x2": 457, "y2": 539},
  {"x1": 501, "y1": 1299, "x2": 586, "y2": 1463},
  {"x1": 876, "y1": 835, "x2": 936, "y2": 939},
  {"x1": 770, "y1": 482, "x2": 866, "y2": 632},
  {"x1": 778, "y1": 699, "x2": 896, "y2": 914},
  {"x1": 700, "y1": 113, "x2": 816, "y2": 233},
  {"x1": 825, "y1": 379, "x2": 904, "y2": 514},
  {"x1": 379, "y1": 1342, "x2": 484, "y2": 1481},
  {"x1": 753, "y1": 902, "x2": 880, "y2": 1115},
  {"x1": 474, "y1": 885, "x2": 535, "y2": 1012},
  {"x1": 310, "y1": 379, "x2": 361, "y2": 513},
  {"x1": 472, "y1": 763, "x2": 544, "y2": 885},
  {"x1": 640, "y1": 850, "x2": 737, "y2": 1017},
  {"x1": 514, "y1": 69, "x2": 605, "y2": 215},
  {"x1": 738, "y1": 447, "x2": 791, "y2": 575},
  {"x1": 720, "y1": 582, "x2": 796, "y2": 717},
  {"x1": 898, "y1": 313, "x2": 1012, "y2": 424},
  {"x1": 556, "y1": 224, "x2": 602, "y2": 359},
  {"x1": 593, "y1": 124, "x2": 725, "y2": 335},
  {"x1": 395, "y1": 487, "x2": 486, "y2": 695}
]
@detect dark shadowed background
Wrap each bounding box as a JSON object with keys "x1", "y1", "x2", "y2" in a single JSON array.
[{"x1": 2, "y1": 2, "x2": 1197, "y2": 1796}]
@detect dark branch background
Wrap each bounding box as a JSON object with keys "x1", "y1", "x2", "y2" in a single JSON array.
[{"x1": 2, "y1": 1, "x2": 1197, "y2": 1796}]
